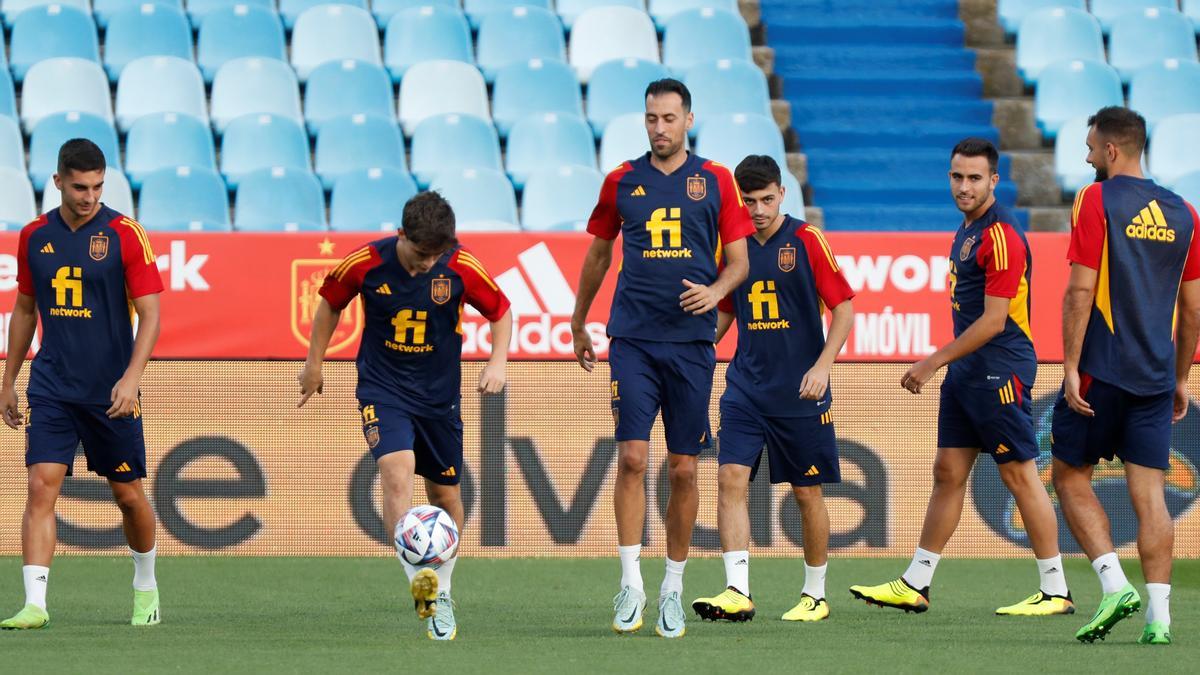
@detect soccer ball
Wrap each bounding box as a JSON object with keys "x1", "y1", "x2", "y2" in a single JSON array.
[{"x1": 394, "y1": 505, "x2": 459, "y2": 568}]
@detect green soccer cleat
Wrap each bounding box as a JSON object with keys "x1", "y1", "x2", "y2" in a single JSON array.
[
  {"x1": 849, "y1": 578, "x2": 930, "y2": 613},
  {"x1": 1138, "y1": 621, "x2": 1171, "y2": 645},
  {"x1": 655, "y1": 591, "x2": 686, "y2": 639},
  {"x1": 692, "y1": 586, "x2": 755, "y2": 622},
  {"x1": 611, "y1": 586, "x2": 646, "y2": 634},
  {"x1": 1075, "y1": 584, "x2": 1141, "y2": 643},
  {"x1": 426, "y1": 593, "x2": 456, "y2": 641},
  {"x1": 411, "y1": 568, "x2": 438, "y2": 620},
  {"x1": 132, "y1": 589, "x2": 160, "y2": 626},
  {"x1": 0, "y1": 604, "x2": 49, "y2": 630}
]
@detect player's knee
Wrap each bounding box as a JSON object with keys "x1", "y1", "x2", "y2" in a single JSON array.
[
  {"x1": 111, "y1": 485, "x2": 147, "y2": 514},
  {"x1": 793, "y1": 485, "x2": 823, "y2": 506},
  {"x1": 997, "y1": 462, "x2": 1036, "y2": 492},
  {"x1": 26, "y1": 475, "x2": 59, "y2": 510},
  {"x1": 667, "y1": 460, "x2": 697, "y2": 487},
  {"x1": 617, "y1": 452, "x2": 648, "y2": 477},
  {"x1": 930, "y1": 461, "x2": 967, "y2": 489},
  {"x1": 1050, "y1": 463, "x2": 1084, "y2": 497}
]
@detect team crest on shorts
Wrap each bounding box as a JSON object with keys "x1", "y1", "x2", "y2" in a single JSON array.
[
  {"x1": 365, "y1": 425, "x2": 380, "y2": 449},
  {"x1": 778, "y1": 244, "x2": 797, "y2": 272},
  {"x1": 686, "y1": 175, "x2": 706, "y2": 201},
  {"x1": 959, "y1": 235, "x2": 976, "y2": 262},
  {"x1": 89, "y1": 235, "x2": 109, "y2": 261},
  {"x1": 431, "y1": 277, "x2": 452, "y2": 305}
]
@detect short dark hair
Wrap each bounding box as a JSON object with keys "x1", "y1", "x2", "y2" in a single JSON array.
[
  {"x1": 734, "y1": 155, "x2": 782, "y2": 193},
  {"x1": 57, "y1": 138, "x2": 106, "y2": 176},
  {"x1": 645, "y1": 78, "x2": 691, "y2": 112},
  {"x1": 950, "y1": 137, "x2": 999, "y2": 174},
  {"x1": 1088, "y1": 106, "x2": 1146, "y2": 155},
  {"x1": 403, "y1": 191, "x2": 457, "y2": 251}
]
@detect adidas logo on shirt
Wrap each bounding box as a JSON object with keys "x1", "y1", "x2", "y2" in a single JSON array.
[
  {"x1": 630, "y1": 185, "x2": 646, "y2": 197},
  {"x1": 376, "y1": 283, "x2": 392, "y2": 295},
  {"x1": 40, "y1": 243, "x2": 55, "y2": 254},
  {"x1": 1126, "y1": 200, "x2": 1176, "y2": 242}
]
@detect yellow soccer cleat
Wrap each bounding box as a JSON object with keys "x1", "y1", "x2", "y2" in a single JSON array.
[
  {"x1": 782, "y1": 593, "x2": 829, "y2": 622},
  {"x1": 692, "y1": 586, "x2": 755, "y2": 622},
  {"x1": 849, "y1": 578, "x2": 930, "y2": 613},
  {"x1": 995, "y1": 591, "x2": 1075, "y2": 616},
  {"x1": 0, "y1": 604, "x2": 49, "y2": 630},
  {"x1": 411, "y1": 568, "x2": 439, "y2": 620}
]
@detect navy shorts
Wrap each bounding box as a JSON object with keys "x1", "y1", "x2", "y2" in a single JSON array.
[
  {"x1": 25, "y1": 396, "x2": 146, "y2": 482},
  {"x1": 609, "y1": 337, "x2": 715, "y2": 455},
  {"x1": 937, "y1": 373, "x2": 1038, "y2": 463},
  {"x1": 359, "y1": 402, "x2": 463, "y2": 485},
  {"x1": 1051, "y1": 374, "x2": 1173, "y2": 470},
  {"x1": 717, "y1": 396, "x2": 840, "y2": 486}
]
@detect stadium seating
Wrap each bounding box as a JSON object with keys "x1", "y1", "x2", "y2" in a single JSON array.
[
  {"x1": 429, "y1": 168, "x2": 519, "y2": 227},
  {"x1": 599, "y1": 112, "x2": 651, "y2": 171},
  {"x1": 304, "y1": 60, "x2": 396, "y2": 136},
  {"x1": 138, "y1": 165, "x2": 232, "y2": 230},
  {"x1": 278, "y1": 0, "x2": 366, "y2": 30},
  {"x1": 371, "y1": 0, "x2": 457, "y2": 29},
  {"x1": 196, "y1": 5, "x2": 287, "y2": 84},
  {"x1": 476, "y1": 5, "x2": 566, "y2": 83},
  {"x1": 398, "y1": 60, "x2": 490, "y2": 136},
  {"x1": 210, "y1": 57, "x2": 303, "y2": 133},
  {"x1": 521, "y1": 165, "x2": 604, "y2": 231},
  {"x1": 685, "y1": 59, "x2": 771, "y2": 135},
  {"x1": 220, "y1": 113, "x2": 312, "y2": 188},
  {"x1": 93, "y1": 0, "x2": 182, "y2": 29},
  {"x1": 125, "y1": 112, "x2": 217, "y2": 188},
  {"x1": 557, "y1": 0, "x2": 643, "y2": 28},
  {"x1": 585, "y1": 58, "x2": 669, "y2": 138},
  {"x1": 1108, "y1": 7, "x2": 1197, "y2": 83},
  {"x1": 384, "y1": 6, "x2": 473, "y2": 83},
  {"x1": 491, "y1": 59, "x2": 584, "y2": 137},
  {"x1": 43, "y1": 166, "x2": 134, "y2": 216},
  {"x1": 1129, "y1": 60, "x2": 1200, "y2": 132},
  {"x1": 0, "y1": 69, "x2": 17, "y2": 120},
  {"x1": 1034, "y1": 60, "x2": 1123, "y2": 139},
  {"x1": 9, "y1": 4, "x2": 99, "y2": 82},
  {"x1": 0, "y1": 167, "x2": 37, "y2": 229},
  {"x1": 114, "y1": 56, "x2": 208, "y2": 133},
  {"x1": 997, "y1": 0, "x2": 1085, "y2": 36},
  {"x1": 662, "y1": 7, "x2": 751, "y2": 76},
  {"x1": 330, "y1": 167, "x2": 419, "y2": 231},
  {"x1": 103, "y1": 4, "x2": 193, "y2": 83},
  {"x1": 290, "y1": 4, "x2": 382, "y2": 82},
  {"x1": 695, "y1": 112, "x2": 786, "y2": 170},
  {"x1": 1053, "y1": 116, "x2": 1093, "y2": 195},
  {"x1": 235, "y1": 167, "x2": 328, "y2": 231},
  {"x1": 569, "y1": 6, "x2": 660, "y2": 82},
  {"x1": 0, "y1": 117, "x2": 24, "y2": 173},
  {"x1": 1174, "y1": 171, "x2": 1200, "y2": 208},
  {"x1": 649, "y1": 0, "x2": 738, "y2": 28},
  {"x1": 506, "y1": 112, "x2": 597, "y2": 189},
  {"x1": 185, "y1": 0, "x2": 274, "y2": 28},
  {"x1": 314, "y1": 114, "x2": 407, "y2": 190},
  {"x1": 2, "y1": 0, "x2": 91, "y2": 29},
  {"x1": 21, "y1": 58, "x2": 113, "y2": 133},
  {"x1": 463, "y1": 0, "x2": 551, "y2": 30},
  {"x1": 1015, "y1": 7, "x2": 1104, "y2": 85},
  {"x1": 780, "y1": 170, "x2": 805, "y2": 220},
  {"x1": 409, "y1": 113, "x2": 502, "y2": 188},
  {"x1": 1089, "y1": 0, "x2": 1176, "y2": 33},
  {"x1": 1148, "y1": 113, "x2": 1200, "y2": 186},
  {"x1": 28, "y1": 111, "x2": 121, "y2": 190}
]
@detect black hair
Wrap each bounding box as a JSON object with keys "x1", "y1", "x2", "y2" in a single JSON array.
[
  {"x1": 734, "y1": 155, "x2": 783, "y2": 193},
  {"x1": 1088, "y1": 106, "x2": 1147, "y2": 155},
  {"x1": 950, "y1": 137, "x2": 999, "y2": 174},
  {"x1": 645, "y1": 78, "x2": 691, "y2": 112},
  {"x1": 403, "y1": 191, "x2": 458, "y2": 251},
  {"x1": 57, "y1": 138, "x2": 106, "y2": 176}
]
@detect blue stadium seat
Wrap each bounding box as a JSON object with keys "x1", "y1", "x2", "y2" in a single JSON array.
[
  {"x1": 398, "y1": 60, "x2": 490, "y2": 136},
  {"x1": 235, "y1": 167, "x2": 327, "y2": 231},
  {"x1": 291, "y1": 4, "x2": 382, "y2": 82},
  {"x1": 430, "y1": 168, "x2": 518, "y2": 227},
  {"x1": 330, "y1": 167, "x2": 419, "y2": 231},
  {"x1": 410, "y1": 113, "x2": 502, "y2": 188},
  {"x1": 558, "y1": 0, "x2": 643, "y2": 29},
  {"x1": 1015, "y1": 7, "x2": 1104, "y2": 85},
  {"x1": 384, "y1": 6, "x2": 473, "y2": 83},
  {"x1": 1109, "y1": 7, "x2": 1197, "y2": 83},
  {"x1": 506, "y1": 112, "x2": 597, "y2": 189},
  {"x1": 569, "y1": 6, "x2": 660, "y2": 83},
  {"x1": 1174, "y1": 171, "x2": 1200, "y2": 208},
  {"x1": 998, "y1": 0, "x2": 1085, "y2": 36},
  {"x1": 1186, "y1": 0, "x2": 1200, "y2": 33},
  {"x1": 9, "y1": 4, "x2": 99, "y2": 82},
  {"x1": 185, "y1": 0, "x2": 273, "y2": 28},
  {"x1": 211, "y1": 57, "x2": 303, "y2": 133},
  {"x1": 371, "y1": 0, "x2": 457, "y2": 29},
  {"x1": 305, "y1": 60, "x2": 396, "y2": 136},
  {"x1": 648, "y1": 0, "x2": 737, "y2": 29},
  {"x1": 197, "y1": 5, "x2": 286, "y2": 84},
  {"x1": 125, "y1": 112, "x2": 216, "y2": 188},
  {"x1": 138, "y1": 166, "x2": 232, "y2": 230},
  {"x1": 685, "y1": 59, "x2": 770, "y2": 136},
  {"x1": 464, "y1": 0, "x2": 551, "y2": 30},
  {"x1": 521, "y1": 165, "x2": 603, "y2": 231},
  {"x1": 695, "y1": 112, "x2": 785, "y2": 169},
  {"x1": 93, "y1": 0, "x2": 182, "y2": 29},
  {"x1": 103, "y1": 4, "x2": 193, "y2": 83},
  {"x1": 0, "y1": 167, "x2": 36, "y2": 229},
  {"x1": 585, "y1": 58, "x2": 669, "y2": 139},
  {"x1": 0, "y1": 117, "x2": 25, "y2": 175},
  {"x1": 476, "y1": 6, "x2": 565, "y2": 83},
  {"x1": 492, "y1": 59, "x2": 584, "y2": 137},
  {"x1": 779, "y1": 170, "x2": 805, "y2": 221},
  {"x1": 115, "y1": 56, "x2": 208, "y2": 133},
  {"x1": 42, "y1": 166, "x2": 134, "y2": 216},
  {"x1": 599, "y1": 112, "x2": 652, "y2": 171},
  {"x1": 278, "y1": 0, "x2": 365, "y2": 30},
  {"x1": 220, "y1": 113, "x2": 311, "y2": 188},
  {"x1": 21, "y1": 58, "x2": 112, "y2": 133},
  {"x1": 1034, "y1": 60, "x2": 1123, "y2": 139},
  {"x1": 28, "y1": 111, "x2": 121, "y2": 190},
  {"x1": 315, "y1": 113, "x2": 407, "y2": 190},
  {"x1": 0, "y1": 69, "x2": 16, "y2": 120},
  {"x1": 1130, "y1": 60, "x2": 1200, "y2": 132},
  {"x1": 1149, "y1": 113, "x2": 1200, "y2": 186},
  {"x1": 662, "y1": 8, "x2": 750, "y2": 76},
  {"x1": 2, "y1": 0, "x2": 91, "y2": 29},
  {"x1": 1054, "y1": 116, "x2": 1093, "y2": 196},
  {"x1": 1090, "y1": 0, "x2": 1175, "y2": 33}
]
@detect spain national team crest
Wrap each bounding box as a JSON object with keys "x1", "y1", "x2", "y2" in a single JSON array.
[
  {"x1": 365, "y1": 425, "x2": 380, "y2": 449},
  {"x1": 778, "y1": 245, "x2": 797, "y2": 272},
  {"x1": 89, "y1": 235, "x2": 109, "y2": 261},
  {"x1": 431, "y1": 277, "x2": 452, "y2": 305},
  {"x1": 686, "y1": 175, "x2": 706, "y2": 201},
  {"x1": 959, "y1": 235, "x2": 976, "y2": 262},
  {"x1": 291, "y1": 253, "x2": 364, "y2": 356}
]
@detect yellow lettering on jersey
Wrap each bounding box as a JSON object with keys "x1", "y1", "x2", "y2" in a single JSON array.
[
  {"x1": 362, "y1": 405, "x2": 378, "y2": 424},
  {"x1": 645, "y1": 207, "x2": 683, "y2": 248},
  {"x1": 391, "y1": 309, "x2": 428, "y2": 345},
  {"x1": 948, "y1": 261, "x2": 960, "y2": 312},
  {"x1": 1125, "y1": 200, "x2": 1176, "y2": 242},
  {"x1": 748, "y1": 280, "x2": 780, "y2": 320},
  {"x1": 51, "y1": 266, "x2": 83, "y2": 308}
]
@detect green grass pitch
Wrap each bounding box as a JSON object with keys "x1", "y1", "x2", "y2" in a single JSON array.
[{"x1": 2, "y1": 557, "x2": 1197, "y2": 673}]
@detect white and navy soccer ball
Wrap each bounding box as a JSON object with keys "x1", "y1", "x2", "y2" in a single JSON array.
[{"x1": 394, "y1": 505, "x2": 459, "y2": 568}]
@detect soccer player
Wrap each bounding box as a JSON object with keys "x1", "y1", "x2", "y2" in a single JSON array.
[
  {"x1": 571, "y1": 78, "x2": 754, "y2": 638},
  {"x1": 297, "y1": 192, "x2": 511, "y2": 642},
  {"x1": 1, "y1": 139, "x2": 164, "y2": 629},
  {"x1": 691, "y1": 155, "x2": 854, "y2": 624},
  {"x1": 850, "y1": 138, "x2": 1075, "y2": 616},
  {"x1": 1051, "y1": 106, "x2": 1200, "y2": 645}
]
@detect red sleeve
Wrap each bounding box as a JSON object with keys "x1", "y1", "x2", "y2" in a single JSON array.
[
  {"x1": 318, "y1": 245, "x2": 380, "y2": 311},
  {"x1": 799, "y1": 225, "x2": 854, "y2": 309},
  {"x1": 114, "y1": 217, "x2": 165, "y2": 298},
  {"x1": 976, "y1": 221, "x2": 1027, "y2": 299},
  {"x1": 705, "y1": 160, "x2": 755, "y2": 245},
  {"x1": 450, "y1": 248, "x2": 510, "y2": 322},
  {"x1": 1183, "y1": 201, "x2": 1200, "y2": 282},
  {"x1": 15, "y1": 217, "x2": 45, "y2": 296},
  {"x1": 1067, "y1": 183, "x2": 1105, "y2": 270},
  {"x1": 586, "y1": 163, "x2": 632, "y2": 241},
  {"x1": 717, "y1": 294, "x2": 734, "y2": 313}
]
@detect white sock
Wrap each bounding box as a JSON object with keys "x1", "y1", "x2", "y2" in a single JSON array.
[
  {"x1": 661, "y1": 558, "x2": 686, "y2": 597},
  {"x1": 1091, "y1": 552, "x2": 1129, "y2": 594},
  {"x1": 902, "y1": 547, "x2": 940, "y2": 590},
  {"x1": 618, "y1": 544, "x2": 643, "y2": 593},
  {"x1": 1145, "y1": 583, "x2": 1171, "y2": 625},
  {"x1": 435, "y1": 556, "x2": 456, "y2": 595},
  {"x1": 802, "y1": 562, "x2": 828, "y2": 600},
  {"x1": 722, "y1": 550, "x2": 749, "y2": 597},
  {"x1": 1036, "y1": 555, "x2": 1068, "y2": 596},
  {"x1": 130, "y1": 546, "x2": 157, "y2": 591},
  {"x1": 400, "y1": 560, "x2": 417, "y2": 583},
  {"x1": 22, "y1": 565, "x2": 49, "y2": 610}
]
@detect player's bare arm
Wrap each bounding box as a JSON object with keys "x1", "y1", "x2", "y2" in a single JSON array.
[
  {"x1": 478, "y1": 309, "x2": 512, "y2": 394},
  {"x1": 107, "y1": 292, "x2": 160, "y2": 419},
  {"x1": 715, "y1": 309, "x2": 735, "y2": 344},
  {"x1": 297, "y1": 298, "x2": 340, "y2": 407},
  {"x1": 571, "y1": 236, "x2": 615, "y2": 371},
  {"x1": 1174, "y1": 278, "x2": 1200, "y2": 422},
  {"x1": 903, "y1": 294, "x2": 1009, "y2": 395},
  {"x1": 801, "y1": 299, "x2": 854, "y2": 400},
  {"x1": 681, "y1": 237, "x2": 749, "y2": 315},
  {"x1": 1, "y1": 292, "x2": 37, "y2": 429},
  {"x1": 1061, "y1": 262, "x2": 1099, "y2": 417}
]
